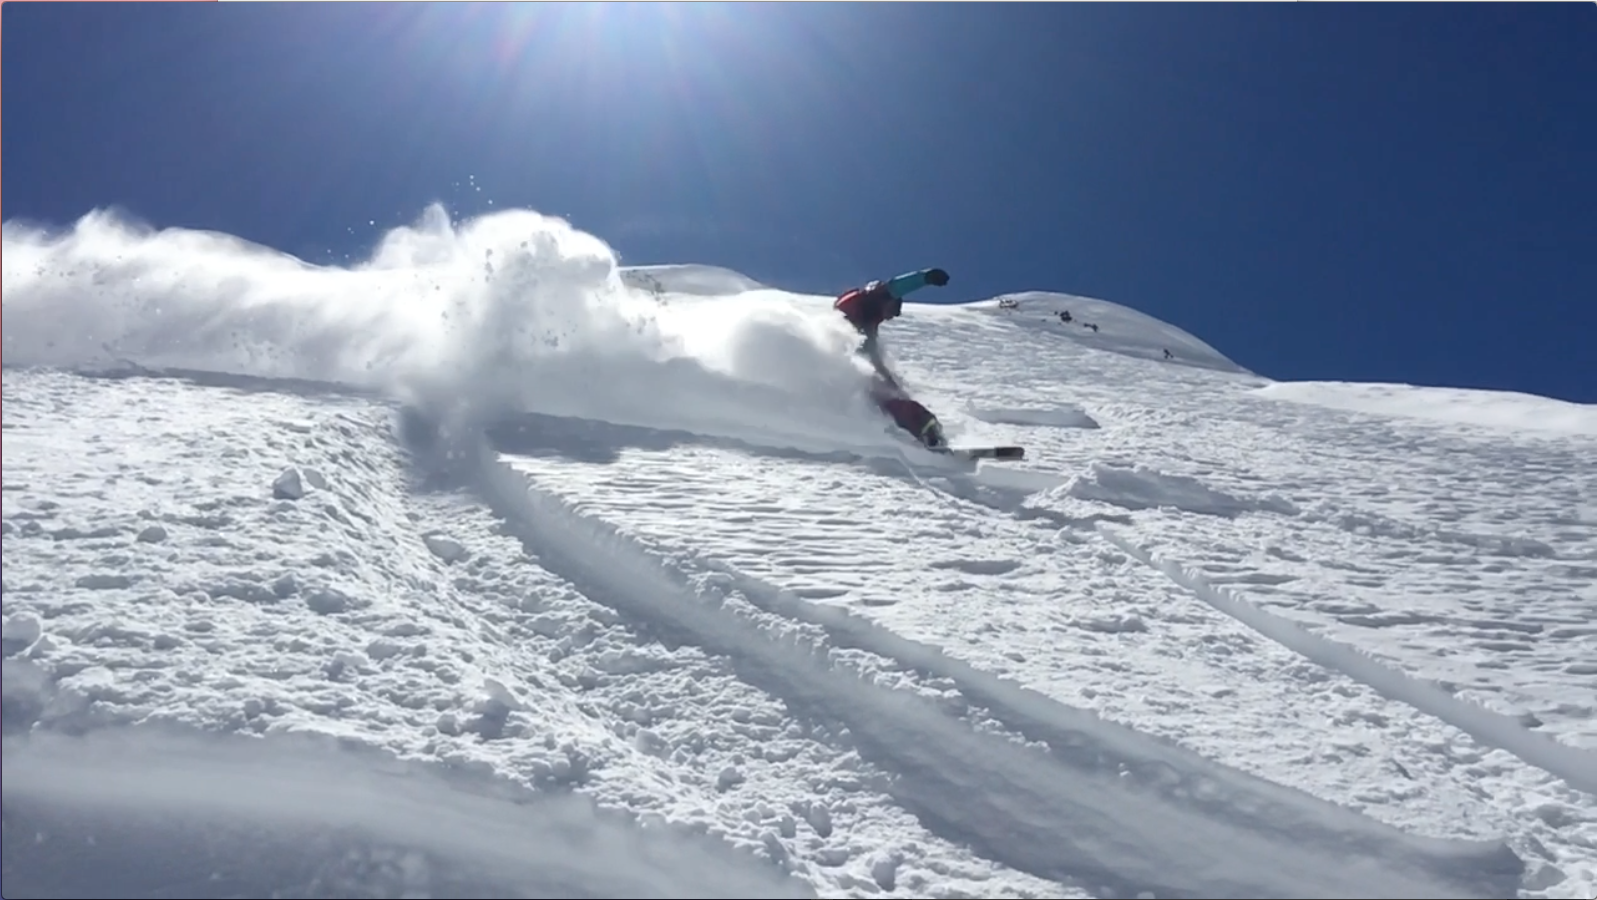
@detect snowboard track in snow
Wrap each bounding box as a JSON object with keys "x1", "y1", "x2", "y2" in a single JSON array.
[
  {"x1": 1095, "y1": 529, "x2": 1597, "y2": 796},
  {"x1": 398, "y1": 407, "x2": 1525, "y2": 900},
  {"x1": 908, "y1": 462, "x2": 1597, "y2": 800}
]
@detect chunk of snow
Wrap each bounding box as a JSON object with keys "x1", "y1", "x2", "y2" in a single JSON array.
[
  {"x1": 304, "y1": 586, "x2": 351, "y2": 615},
  {"x1": 366, "y1": 638, "x2": 405, "y2": 660},
  {"x1": 870, "y1": 853, "x2": 901, "y2": 892},
  {"x1": 2, "y1": 614, "x2": 44, "y2": 656},
  {"x1": 478, "y1": 677, "x2": 525, "y2": 712},
  {"x1": 135, "y1": 524, "x2": 168, "y2": 543},
  {"x1": 272, "y1": 467, "x2": 306, "y2": 500},
  {"x1": 424, "y1": 534, "x2": 470, "y2": 563},
  {"x1": 74, "y1": 573, "x2": 133, "y2": 590}
]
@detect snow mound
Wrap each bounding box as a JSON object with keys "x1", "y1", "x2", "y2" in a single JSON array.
[
  {"x1": 1256, "y1": 380, "x2": 1597, "y2": 437},
  {"x1": 620, "y1": 263, "x2": 770, "y2": 297},
  {"x1": 974, "y1": 290, "x2": 1249, "y2": 374}
]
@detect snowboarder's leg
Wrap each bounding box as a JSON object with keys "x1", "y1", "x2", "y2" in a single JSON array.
[{"x1": 879, "y1": 397, "x2": 946, "y2": 450}]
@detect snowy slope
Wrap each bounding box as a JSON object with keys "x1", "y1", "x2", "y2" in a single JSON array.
[{"x1": 4, "y1": 206, "x2": 1596, "y2": 899}]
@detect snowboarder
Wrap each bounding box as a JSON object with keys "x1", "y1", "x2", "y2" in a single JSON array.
[{"x1": 833, "y1": 267, "x2": 951, "y2": 449}]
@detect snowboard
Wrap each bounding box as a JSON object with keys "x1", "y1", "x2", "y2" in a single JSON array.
[{"x1": 940, "y1": 445, "x2": 1026, "y2": 461}]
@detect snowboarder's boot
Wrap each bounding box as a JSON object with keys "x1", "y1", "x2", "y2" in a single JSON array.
[{"x1": 917, "y1": 415, "x2": 948, "y2": 451}]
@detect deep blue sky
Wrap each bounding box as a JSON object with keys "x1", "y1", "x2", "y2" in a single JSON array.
[{"x1": 5, "y1": 3, "x2": 1595, "y2": 402}]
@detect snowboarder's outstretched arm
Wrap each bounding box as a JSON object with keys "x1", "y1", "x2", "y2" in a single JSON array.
[{"x1": 881, "y1": 268, "x2": 949, "y2": 300}]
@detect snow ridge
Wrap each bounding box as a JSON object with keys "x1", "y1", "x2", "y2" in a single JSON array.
[{"x1": 2, "y1": 726, "x2": 810, "y2": 899}]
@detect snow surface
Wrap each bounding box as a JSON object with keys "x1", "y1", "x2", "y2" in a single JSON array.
[
  {"x1": 1254, "y1": 381, "x2": 1597, "y2": 438},
  {"x1": 3, "y1": 205, "x2": 1596, "y2": 899}
]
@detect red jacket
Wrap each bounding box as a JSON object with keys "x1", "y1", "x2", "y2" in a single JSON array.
[
  {"x1": 833, "y1": 268, "x2": 943, "y2": 334},
  {"x1": 834, "y1": 283, "x2": 899, "y2": 334}
]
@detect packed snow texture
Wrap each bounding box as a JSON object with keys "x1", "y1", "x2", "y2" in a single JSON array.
[{"x1": 3, "y1": 206, "x2": 1596, "y2": 900}]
